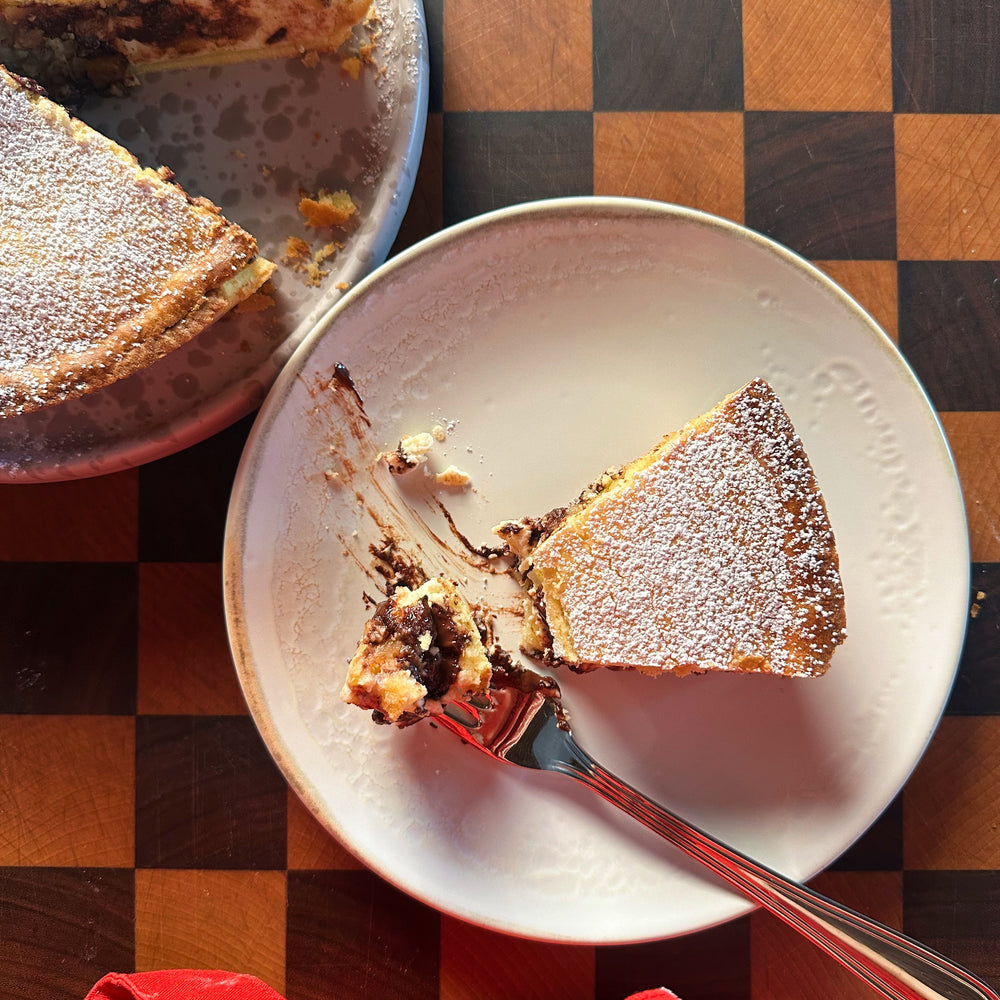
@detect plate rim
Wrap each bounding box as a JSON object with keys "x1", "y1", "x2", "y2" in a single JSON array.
[
  {"x1": 223, "y1": 194, "x2": 971, "y2": 943},
  {"x1": 0, "y1": 0, "x2": 429, "y2": 484}
]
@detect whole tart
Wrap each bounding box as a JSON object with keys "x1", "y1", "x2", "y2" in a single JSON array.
[
  {"x1": 0, "y1": 64, "x2": 276, "y2": 417},
  {"x1": 494, "y1": 379, "x2": 847, "y2": 679}
]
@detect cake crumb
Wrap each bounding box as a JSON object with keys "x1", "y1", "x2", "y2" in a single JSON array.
[
  {"x1": 378, "y1": 421, "x2": 465, "y2": 482},
  {"x1": 299, "y1": 188, "x2": 357, "y2": 229},
  {"x1": 234, "y1": 284, "x2": 276, "y2": 313},
  {"x1": 380, "y1": 432, "x2": 435, "y2": 474},
  {"x1": 340, "y1": 8, "x2": 382, "y2": 79},
  {"x1": 305, "y1": 241, "x2": 342, "y2": 286},
  {"x1": 435, "y1": 465, "x2": 471, "y2": 488},
  {"x1": 282, "y1": 236, "x2": 311, "y2": 264},
  {"x1": 315, "y1": 242, "x2": 339, "y2": 263},
  {"x1": 971, "y1": 589, "x2": 988, "y2": 618},
  {"x1": 282, "y1": 236, "x2": 345, "y2": 286},
  {"x1": 340, "y1": 55, "x2": 363, "y2": 79}
]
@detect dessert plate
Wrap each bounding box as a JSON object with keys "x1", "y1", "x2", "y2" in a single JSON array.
[
  {"x1": 224, "y1": 197, "x2": 969, "y2": 944},
  {"x1": 0, "y1": 0, "x2": 427, "y2": 482}
]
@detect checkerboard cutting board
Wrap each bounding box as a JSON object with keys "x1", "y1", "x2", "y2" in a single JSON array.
[{"x1": 2, "y1": 0, "x2": 999, "y2": 997}]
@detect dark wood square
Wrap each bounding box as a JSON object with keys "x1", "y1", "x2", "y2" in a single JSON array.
[
  {"x1": 595, "y1": 917, "x2": 750, "y2": 1000},
  {"x1": 892, "y1": 0, "x2": 1000, "y2": 112},
  {"x1": 829, "y1": 794, "x2": 903, "y2": 872},
  {"x1": 0, "y1": 562, "x2": 137, "y2": 715},
  {"x1": 0, "y1": 472, "x2": 137, "y2": 562},
  {"x1": 593, "y1": 0, "x2": 743, "y2": 111},
  {"x1": 286, "y1": 870, "x2": 440, "y2": 1000},
  {"x1": 898, "y1": 261, "x2": 1000, "y2": 411},
  {"x1": 744, "y1": 111, "x2": 896, "y2": 260},
  {"x1": 0, "y1": 868, "x2": 133, "y2": 1000},
  {"x1": 135, "y1": 715, "x2": 287, "y2": 869},
  {"x1": 422, "y1": 0, "x2": 443, "y2": 114},
  {"x1": 138, "y1": 414, "x2": 253, "y2": 563},
  {"x1": 904, "y1": 871, "x2": 1000, "y2": 984},
  {"x1": 947, "y1": 564, "x2": 1000, "y2": 715},
  {"x1": 390, "y1": 113, "x2": 444, "y2": 255},
  {"x1": 441, "y1": 111, "x2": 593, "y2": 225}
]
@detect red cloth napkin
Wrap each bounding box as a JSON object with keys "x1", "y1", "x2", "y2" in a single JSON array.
[
  {"x1": 88, "y1": 970, "x2": 678, "y2": 1000},
  {"x1": 85, "y1": 971, "x2": 284, "y2": 1000}
]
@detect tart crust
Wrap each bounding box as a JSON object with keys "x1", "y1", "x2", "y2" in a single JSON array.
[
  {"x1": 495, "y1": 379, "x2": 847, "y2": 678},
  {"x1": 0, "y1": 64, "x2": 276, "y2": 417}
]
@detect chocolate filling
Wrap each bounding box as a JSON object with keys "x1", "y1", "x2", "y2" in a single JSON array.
[
  {"x1": 366, "y1": 595, "x2": 469, "y2": 713},
  {"x1": 1, "y1": 0, "x2": 262, "y2": 97},
  {"x1": 4, "y1": 0, "x2": 260, "y2": 47}
]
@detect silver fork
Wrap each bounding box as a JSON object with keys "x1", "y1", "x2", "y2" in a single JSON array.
[{"x1": 437, "y1": 682, "x2": 1000, "y2": 1000}]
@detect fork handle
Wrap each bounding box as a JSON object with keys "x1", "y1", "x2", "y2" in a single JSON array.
[{"x1": 558, "y1": 746, "x2": 999, "y2": 1000}]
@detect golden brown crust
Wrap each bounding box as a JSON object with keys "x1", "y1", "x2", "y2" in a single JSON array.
[
  {"x1": 0, "y1": 65, "x2": 275, "y2": 417},
  {"x1": 54, "y1": 256, "x2": 275, "y2": 406},
  {"x1": 498, "y1": 380, "x2": 847, "y2": 679}
]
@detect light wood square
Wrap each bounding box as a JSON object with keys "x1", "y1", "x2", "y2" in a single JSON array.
[
  {"x1": 594, "y1": 112, "x2": 744, "y2": 222},
  {"x1": 0, "y1": 471, "x2": 137, "y2": 561},
  {"x1": 896, "y1": 115, "x2": 1000, "y2": 260},
  {"x1": 743, "y1": 0, "x2": 892, "y2": 111},
  {"x1": 904, "y1": 716, "x2": 1000, "y2": 870},
  {"x1": 441, "y1": 917, "x2": 593, "y2": 1000},
  {"x1": 443, "y1": 0, "x2": 591, "y2": 111},
  {"x1": 286, "y1": 788, "x2": 364, "y2": 870},
  {"x1": 135, "y1": 869, "x2": 286, "y2": 993},
  {"x1": 0, "y1": 715, "x2": 134, "y2": 866},
  {"x1": 938, "y1": 411, "x2": 1000, "y2": 563},
  {"x1": 813, "y1": 260, "x2": 898, "y2": 341},
  {"x1": 138, "y1": 562, "x2": 247, "y2": 715},
  {"x1": 752, "y1": 870, "x2": 901, "y2": 999}
]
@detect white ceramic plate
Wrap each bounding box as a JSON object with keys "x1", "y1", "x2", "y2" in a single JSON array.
[
  {"x1": 0, "y1": 0, "x2": 427, "y2": 482},
  {"x1": 224, "y1": 197, "x2": 969, "y2": 944}
]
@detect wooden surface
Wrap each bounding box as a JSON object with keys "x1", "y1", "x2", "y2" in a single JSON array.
[{"x1": 3, "y1": 0, "x2": 1000, "y2": 997}]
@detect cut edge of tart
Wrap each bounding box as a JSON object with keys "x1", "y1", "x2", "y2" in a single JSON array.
[{"x1": 0, "y1": 0, "x2": 374, "y2": 97}]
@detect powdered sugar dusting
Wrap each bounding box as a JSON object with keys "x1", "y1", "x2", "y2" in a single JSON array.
[
  {"x1": 0, "y1": 71, "x2": 228, "y2": 412},
  {"x1": 533, "y1": 380, "x2": 845, "y2": 676}
]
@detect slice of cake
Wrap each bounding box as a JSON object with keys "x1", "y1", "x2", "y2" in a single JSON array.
[
  {"x1": 0, "y1": 0, "x2": 372, "y2": 96},
  {"x1": 0, "y1": 65, "x2": 276, "y2": 418},
  {"x1": 494, "y1": 379, "x2": 846, "y2": 678}
]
